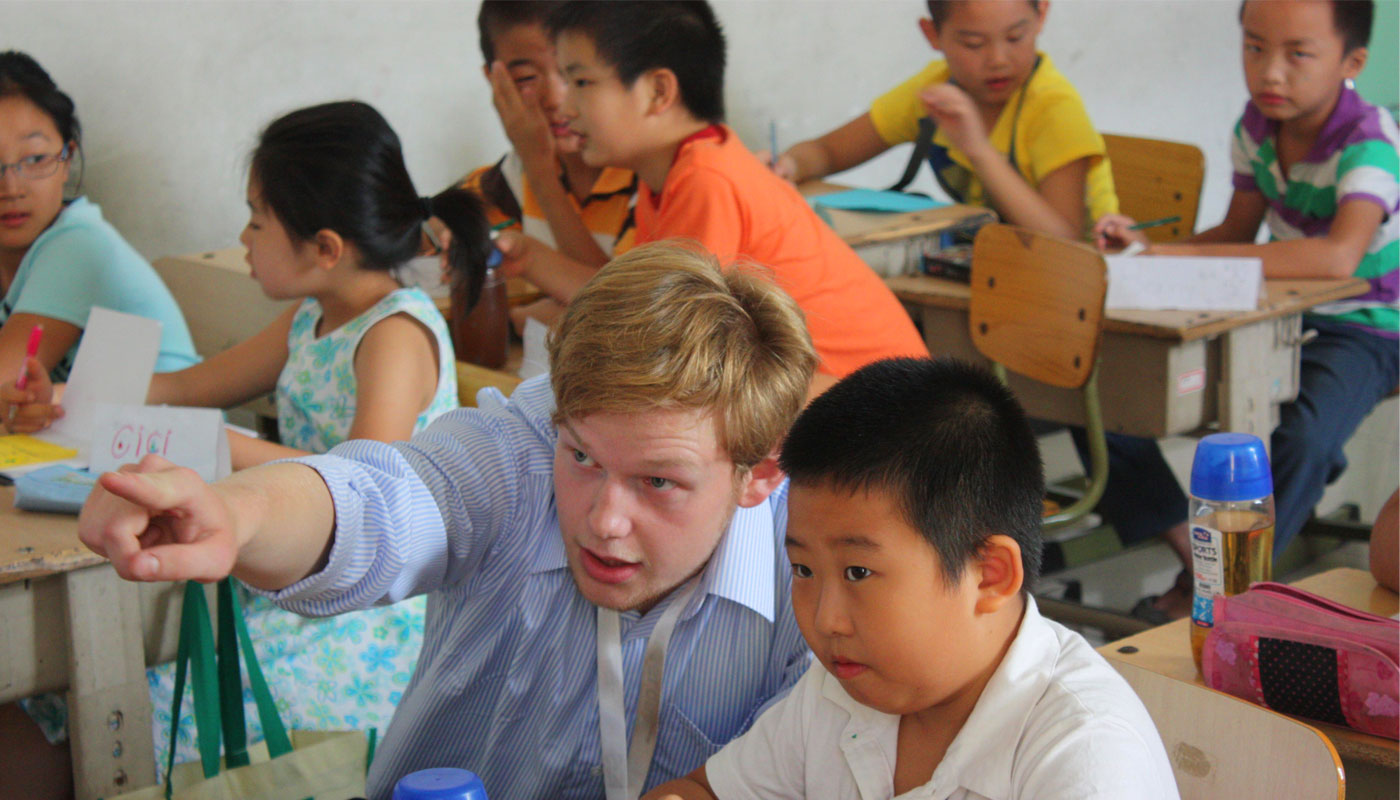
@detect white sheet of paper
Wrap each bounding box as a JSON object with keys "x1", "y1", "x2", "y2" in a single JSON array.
[
  {"x1": 45, "y1": 307, "x2": 162, "y2": 454},
  {"x1": 519, "y1": 316, "x2": 550, "y2": 380},
  {"x1": 89, "y1": 404, "x2": 230, "y2": 481},
  {"x1": 1104, "y1": 256, "x2": 1264, "y2": 312}
]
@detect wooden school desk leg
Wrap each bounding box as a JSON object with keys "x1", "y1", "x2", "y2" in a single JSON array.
[
  {"x1": 1218, "y1": 318, "x2": 1292, "y2": 452},
  {"x1": 63, "y1": 565, "x2": 155, "y2": 800}
]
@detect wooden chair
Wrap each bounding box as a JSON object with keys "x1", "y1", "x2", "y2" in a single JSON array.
[
  {"x1": 969, "y1": 223, "x2": 1109, "y2": 530},
  {"x1": 456, "y1": 360, "x2": 522, "y2": 407},
  {"x1": 1103, "y1": 134, "x2": 1206, "y2": 242},
  {"x1": 1111, "y1": 660, "x2": 1345, "y2": 799}
]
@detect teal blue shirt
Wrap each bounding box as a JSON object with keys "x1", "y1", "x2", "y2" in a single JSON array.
[{"x1": 2, "y1": 197, "x2": 199, "y2": 380}]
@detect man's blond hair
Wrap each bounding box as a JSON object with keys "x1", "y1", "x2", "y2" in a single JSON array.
[{"x1": 549, "y1": 241, "x2": 817, "y2": 469}]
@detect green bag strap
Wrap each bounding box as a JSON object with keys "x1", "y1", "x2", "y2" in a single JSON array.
[
  {"x1": 164, "y1": 582, "x2": 223, "y2": 799},
  {"x1": 215, "y1": 579, "x2": 251, "y2": 769},
  {"x1": 222, "y1": 578, "x2": 294, "y2": 758}
]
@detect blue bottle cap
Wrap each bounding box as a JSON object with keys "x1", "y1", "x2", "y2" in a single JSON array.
[
  {"x1": 392, "y1": 768, "x2": 488, "y2": 800},
  {"x1": 1189, "y1": 432, "x2": 1273, "y2": 502}
]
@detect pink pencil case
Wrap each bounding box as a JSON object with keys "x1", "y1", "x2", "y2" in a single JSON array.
[{"x1": 1201, "y1": 582, "x2": 1399, "y2": 740}]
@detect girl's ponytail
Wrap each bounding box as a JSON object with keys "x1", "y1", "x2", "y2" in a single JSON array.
[{"x1": 426, "y1": 188, "x2": 493, "y2": 313}]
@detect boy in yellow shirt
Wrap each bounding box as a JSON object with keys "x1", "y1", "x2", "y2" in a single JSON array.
[{"x1": 775, "y1": 0, "x2": 1116, "y2": 240}]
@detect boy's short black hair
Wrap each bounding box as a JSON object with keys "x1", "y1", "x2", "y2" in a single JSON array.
[
  {"x1": 477, "y1": 0, "x2": 563, "y2": 65},
  {"x1": 548, "y1": 1, "x2": 726, "y2": 123},
  {"x1": 1238, "y1": 0, "x2": 1373, "y2": 54},
  {"x1": 1328, "y1": 0, "x2": 1373, "y2": 53},
  {"x1": 927, "y1": 0, "x2": 1039, "y2": 30},
  {"x1": 780, "y1": 357, "x2": 1045, "y2": 586}
]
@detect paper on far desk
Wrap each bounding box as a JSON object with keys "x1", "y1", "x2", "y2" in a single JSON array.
[
  {"x1": 811, "y1": 189, "x2": 947, "y2": 214},
  {"x1": 1104, "y1": 256, "x2": 1264, "y2": 312},
  {"x1": 90, "y1": 404, "x2": 231, "y2": 481},
  {"x1": 519, "y1": 316, "x2": 550, "y2": 380}
]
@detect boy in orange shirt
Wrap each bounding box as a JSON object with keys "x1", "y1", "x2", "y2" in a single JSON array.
[{"x1": 498, "y1": 0, "x2": 927, "y2": 390}]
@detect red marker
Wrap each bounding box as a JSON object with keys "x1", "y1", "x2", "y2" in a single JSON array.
[{"x1": 14, "y1": 324, "x2": 43, "y2": 390}]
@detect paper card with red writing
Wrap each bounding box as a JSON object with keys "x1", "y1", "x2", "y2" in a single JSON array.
[{"x1": 88, "y1": 403, "x2": 231, "y2": 481}]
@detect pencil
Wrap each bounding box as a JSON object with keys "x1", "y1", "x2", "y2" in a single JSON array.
[
  {"x1": 491, "y1": 218, "x2": 520, "y2": 232},
  {"x1": 1128, "y1": 215, "x2": 1182, "y2": 231}
]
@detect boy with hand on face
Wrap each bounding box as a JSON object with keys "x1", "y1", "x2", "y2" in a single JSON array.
[
  {"x1": 646, "y1": 358, "x2": 1177, "y2": 800},
  {"x1": 457, "y1": 0, "x2": 638, "y2": 330},
  {"x1": 499, "y1": 0, "x2": 928, "y2": 393},
  {"x1": 775, "y1": 0, "x2": 1118, "y2": 241}
]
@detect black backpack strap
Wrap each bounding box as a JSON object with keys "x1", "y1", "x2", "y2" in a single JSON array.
[{"x1": 888, "y1": 116, "x2": 936, "y2": 193}]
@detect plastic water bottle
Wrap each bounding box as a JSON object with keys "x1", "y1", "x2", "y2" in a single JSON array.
[
  {"x1": 392, "y1": 768, "x2": 489, "y2": 800},
  {"x1": 1188, "y1": 433, "x2": 1275, "y2": 671},
  {"x1": 452, "y1": 262, "x2": 509, "y2": 370}
]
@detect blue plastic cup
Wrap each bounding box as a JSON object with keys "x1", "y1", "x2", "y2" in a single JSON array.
[{"x1": 391, "y1": 768, "x2": 488, "y2": 800}]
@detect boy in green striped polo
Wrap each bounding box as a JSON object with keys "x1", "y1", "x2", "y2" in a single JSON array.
[{"x1": 1094, "y1": 0, "x2": 1396, "y2": 620}]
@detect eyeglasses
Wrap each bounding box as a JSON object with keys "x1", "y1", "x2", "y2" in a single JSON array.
[{"x1": 0, "y1": 145, "x2": 71, "y2": 181}]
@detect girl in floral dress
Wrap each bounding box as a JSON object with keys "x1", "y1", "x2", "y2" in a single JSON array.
[{"x1": 17, "y1": 100, "x2": 493, "y2": 775}]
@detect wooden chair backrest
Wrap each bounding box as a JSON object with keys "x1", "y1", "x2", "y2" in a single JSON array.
[
  {"x1": 457, "y1": 360, "x2": 523, "y2": 407},
  {"x1": 969, "y1": 224, "x2": 1107, "y2": 389},
  {"x1": 1103, "y1": 133, "x2": 1206, "y2": 242},
  {"x1": 1111, "y1": 660, "x2": 1344, "y2": 800}
]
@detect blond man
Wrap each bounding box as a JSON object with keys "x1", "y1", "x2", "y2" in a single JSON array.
[{"x1": 78, "y1": 242, "x2": 818, "y2": 800}]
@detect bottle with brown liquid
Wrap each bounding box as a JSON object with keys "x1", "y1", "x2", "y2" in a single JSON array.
[
  {"x1": 1188, "y1": 433, "x2": 1275, "y2": 670},
  {"x1": 452, "y1": 264, "x2": 508, "y2": 370}
]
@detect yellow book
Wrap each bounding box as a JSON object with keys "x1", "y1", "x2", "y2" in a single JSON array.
[{"x1": 0, "y1": 435, "x2": 79, "y2": 470}]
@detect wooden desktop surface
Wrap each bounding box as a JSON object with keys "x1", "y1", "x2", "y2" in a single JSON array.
[
  {"x1": 1099, "y1": 567, "x2": 1399, "y2": 768},
  {"x1": 799, "y1": 181, "x2": 994, "y2": 247},
  {"x1": 0, "y1": 485, "x2": 103, "y2": 585},
  {"x1": 886, "y1": 274, "x2": 1369, "y2": 342}
]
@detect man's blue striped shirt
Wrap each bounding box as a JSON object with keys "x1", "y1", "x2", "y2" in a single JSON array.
[{"x1": 257, "y1": 376, "x2": 810, "y2": 799}]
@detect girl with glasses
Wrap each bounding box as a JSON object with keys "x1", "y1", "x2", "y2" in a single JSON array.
[{"x1": 0, "y1": 51, "x2": 198, "y2": 412}]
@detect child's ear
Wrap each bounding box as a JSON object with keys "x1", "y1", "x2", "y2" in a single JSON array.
[
  {"x1": 734, "y1": 452, "x2": 785, "y2": 508},
  {"x1": 641, "y1": 67, "x2": 682, "y2": 117},
  {"x1": 1342, "y1": 46, "x2": 1367, "y2": 81},
  {"x1": 972, "y1": 534, "x2": 1024, "y2": 614},
  {"x1": 312, "y1": 229, "x2": 346, "y2": 271},
  {"x1": 918, "y1": 17, "x2": 941, "y2": 52}
]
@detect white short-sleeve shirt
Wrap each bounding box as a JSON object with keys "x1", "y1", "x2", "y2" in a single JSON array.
[{"x1": 706, "y1": 597, "x2": 1179, "y2": 800}]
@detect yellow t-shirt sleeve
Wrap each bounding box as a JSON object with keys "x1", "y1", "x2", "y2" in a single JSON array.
[
  {"x1": 1022, "y1": 85, "x2": 1105, "y2": 184},
  {"x1": 868, "y1": 60, "x2": 949, "y2": 147},
  {"x1": 1019, "y1": 70, "x2": 1119, "y2": 219}
]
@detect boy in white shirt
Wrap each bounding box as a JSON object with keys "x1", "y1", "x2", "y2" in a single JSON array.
[{"x1": 646, "y1": 358, "x2": 1178, "y2": 800}]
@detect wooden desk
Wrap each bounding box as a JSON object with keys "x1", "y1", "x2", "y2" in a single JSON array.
[
  {"x1": 456, "y1": 343, "x2": 525, "y2": 406},
  {"x1": 799, "y1": 181, "x2": 995, "y2": 276},
  {"x1": 888, "y1": 274, "x2": 1368, "y2": 439},
  {"x1": 1100, "y1": 567, "x2": 1399, "y2": 769},
  {"x1": 0, "y1": 488, "x2": 185, "y2": 798}
]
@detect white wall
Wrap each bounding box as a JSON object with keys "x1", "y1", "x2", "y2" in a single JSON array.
[{"x1": 7, "y1": 0, "x2": 1248, "y2": 261}]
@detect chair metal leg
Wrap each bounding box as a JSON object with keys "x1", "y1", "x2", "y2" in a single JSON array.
[{"x1": 1034, "y1": 594, "x2": 1154, "y2": 640}]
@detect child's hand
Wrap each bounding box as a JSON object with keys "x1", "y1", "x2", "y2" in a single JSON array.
[
  {"x1": 78, "y1": 454, "x2": 240, "y2": 583},
  {"x1": 1093, "y1": 214, "x2": 1150, "y2": 252},
  {"x1": 489, "y1": 60, "x2": 555, "y2": 171},
  {"x1": 435, "y1": 225, "x2": 455, "y2": 284},
  {"x1": 493, "y1": 229, "x2": 539, "y2": 281},
  {"x1": 919, "y1": 83, "x2": 988, "y2": 158},
  {"x1": 755, "y1": 150, "x2": 799, "y2": 183},
  {"x1": 0, "y1": 357, "x2": 63, "y2": 434}
]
